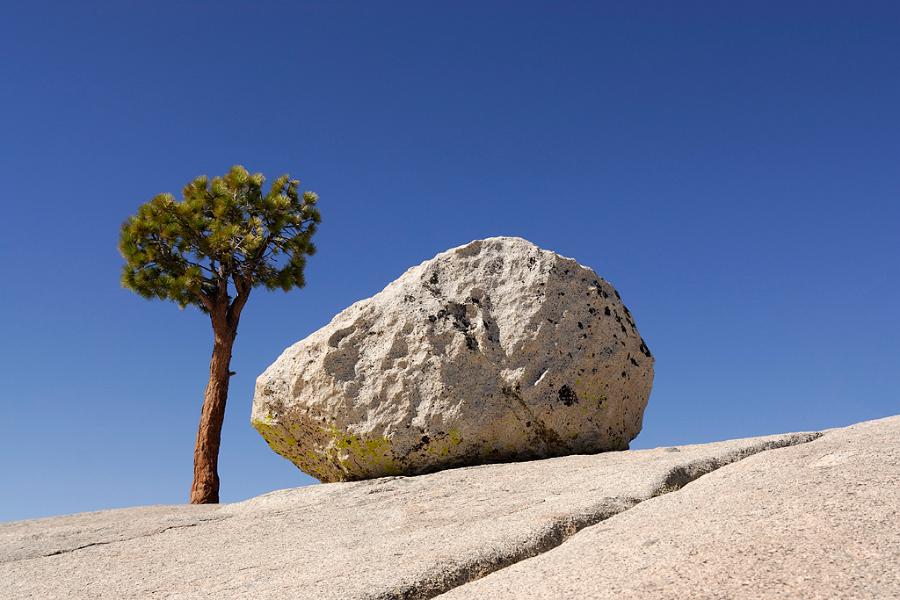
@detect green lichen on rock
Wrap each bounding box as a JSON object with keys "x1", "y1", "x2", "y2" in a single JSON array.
[
  {"x1": 253, "y1": 414, "x2": 407, "y2": 481},
  {"x1": 252, "y1": 417, "x2": 303, "y2": 465},
  {"x1": 448, "y1": 429, "x2": 463, "y2": 447},
  {"x1": 574, "y1": 377, "x2": 608, "y2": 409},
  {"x1": 425, "y1": 428, "x2": 464, "y2": 458},
  {"x1": 325, "y1": 426, "x2": 400, "y2": 478}
]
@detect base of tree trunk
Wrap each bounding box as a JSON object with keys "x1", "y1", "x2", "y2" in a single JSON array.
[{"x1": 189, "y1": 325, "x2": 236, "y2": 504}]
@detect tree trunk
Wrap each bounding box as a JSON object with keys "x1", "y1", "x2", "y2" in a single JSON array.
[{"x1": 189, "y1": 320, "x2": 237, "y2": 504}]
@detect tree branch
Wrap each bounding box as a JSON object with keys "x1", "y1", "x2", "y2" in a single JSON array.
[
  {"x1": 227, "y1": 274, "x2": 251, "y2": 327},
  {"x1": 197, "y1": 291, "x2": 215, "y2": 313}
]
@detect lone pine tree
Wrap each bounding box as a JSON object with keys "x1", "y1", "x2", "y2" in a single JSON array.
[{"x1": 119, "y1": 165, "x2": 320, "y2": 504}]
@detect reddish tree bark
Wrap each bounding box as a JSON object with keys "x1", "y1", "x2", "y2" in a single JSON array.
[{"x1": 190, "y1": 287, "x2": 248, "y2": 504}]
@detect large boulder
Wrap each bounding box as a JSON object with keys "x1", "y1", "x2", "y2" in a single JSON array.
[{"x1": 251, "y1": 236, "x2": 654, "y2": 481}]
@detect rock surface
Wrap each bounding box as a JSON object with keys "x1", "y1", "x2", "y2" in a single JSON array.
[
  {"x1": 0, "y1": 430, "x2": 815, "y2": 599},
  {"x1": 252, "y1": 236, "x2": 654, "y2": 481},
  {"x1": 4, "y1": 416, "x2": 898, "y2": 599},
  {"x1": 441, "y1": 415, "x2": 900, "y2": 600}
]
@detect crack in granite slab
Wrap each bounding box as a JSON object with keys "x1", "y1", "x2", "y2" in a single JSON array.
[{"x1": 383, "y1": 432, "x2": 823, "y2": 600}]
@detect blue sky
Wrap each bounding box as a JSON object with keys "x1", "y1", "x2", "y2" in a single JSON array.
[{"x1": 1, "y1": 1, "x2": 898, "y2": 522}]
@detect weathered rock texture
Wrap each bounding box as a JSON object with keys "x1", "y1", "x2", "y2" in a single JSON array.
[
  {"x1": 3, "y1": 416, "x2": 898, "y2": 600},
  {"x1": 252, "y1": 236, "x2": 654, "y2": 481},
  {"x1": 441, "y1": 415, "x2": 900, "y2": 600}
]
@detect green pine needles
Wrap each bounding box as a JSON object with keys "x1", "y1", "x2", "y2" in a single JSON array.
[{"x1": 119, "y1": 165, "x2": 320, "y2": 312}]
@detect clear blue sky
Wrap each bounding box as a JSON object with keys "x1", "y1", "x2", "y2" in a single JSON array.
[{"x1": 1, "y1": 1, "x2": 898, "y2": 522}]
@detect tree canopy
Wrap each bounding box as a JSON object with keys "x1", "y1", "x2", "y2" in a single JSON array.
[{"x1": 119, "y1": 165, "x2": 320, "y2": 319}]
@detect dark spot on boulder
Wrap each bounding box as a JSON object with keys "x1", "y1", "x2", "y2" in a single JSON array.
[
  {"x1": 577, "y1": 322, "x2": 583, "y2": 329},
  {"x1": 558, "y1": 385, "x2": 578, "y2": 406},
  {"x1": 639, "y1": 338, "x2": 653, "y2": 358},
  {"x1": 430, "y1": 302, "x2": 480, "y2": 350},
  {"x1": 429, "y1": 272, "x2": 439, "y2": 285},
  {"x1": 464, "y1": 335, "x2": 478, "y2": 351},
  {"x1": 604, "y1": 306, "x2": 611, "y2": 316}
]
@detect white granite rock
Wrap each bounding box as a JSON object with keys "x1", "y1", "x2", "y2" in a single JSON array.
[
  {"x1": 441, "y1": 416, "x2": 900, "y2": 599},
  {"x1": 0, "y1": 428, "x2": 826, "y2": 600},
  {"x1": 5, "y1": 418, "x2": 898, "y2": 599},
  {"x1": 251, "y1": 236, "x2": 654, "y2": 481}
]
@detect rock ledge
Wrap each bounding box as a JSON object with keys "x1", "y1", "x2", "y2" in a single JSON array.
[{"x1": 4, "y1": 416, "x2": 898, "y2": 599}]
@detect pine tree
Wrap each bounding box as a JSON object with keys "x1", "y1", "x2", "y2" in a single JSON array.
[{"x1": 119, "y1": 165, "x2": 320, "y2": 504}]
